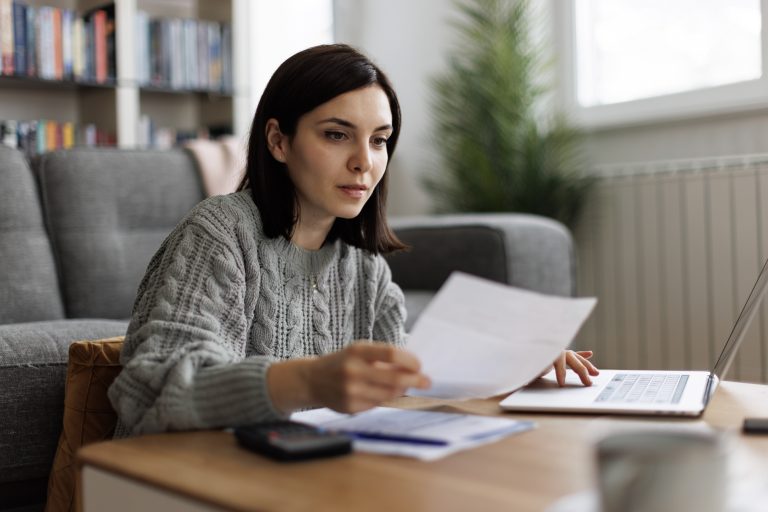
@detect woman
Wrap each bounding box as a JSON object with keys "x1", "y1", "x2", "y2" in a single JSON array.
[{"x1": 109, "y1": 44, "x2": 597, "y2": 436}]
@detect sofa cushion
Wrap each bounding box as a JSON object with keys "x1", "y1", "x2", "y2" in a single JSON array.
[
  {"x1": 389, "y1": 214, "x2": 574, "y2": 297},
  {"x1": 387, "y1": 224, "x2": 508, "y2": 290},
  {"x1": 35, "y1": 148, "x2": 205, "y2": 319},
  {"x1": 46, "y1": 337, "x2": 124, "y2": 512},
  {"x1": 0, "y1": 320, "x2": 128, "y2": 485},
  {"x1": 0, "y1": 146, "x2": 65, "y2": 323}
]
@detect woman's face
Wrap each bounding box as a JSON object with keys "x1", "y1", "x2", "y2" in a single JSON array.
[{"x1": 267, "y1": 85, "x2": 393, "y2": 226}]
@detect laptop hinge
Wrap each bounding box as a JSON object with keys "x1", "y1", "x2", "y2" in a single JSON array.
[{"x1": 703, "y1": 373, "x2": 719, "y2": 406}]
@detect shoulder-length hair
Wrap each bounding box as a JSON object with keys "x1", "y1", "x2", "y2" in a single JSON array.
[{"x1": 238, "y1": 44, "x2": 406, "y2": 254}]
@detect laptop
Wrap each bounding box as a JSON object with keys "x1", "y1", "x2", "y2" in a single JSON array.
[{"x1": 500, "y1": 257, "x2": 768, "y2": 417}]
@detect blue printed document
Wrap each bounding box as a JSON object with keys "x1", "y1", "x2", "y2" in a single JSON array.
[{"x1": 292, "y1": 407, "x2": 535, "y2": 461}]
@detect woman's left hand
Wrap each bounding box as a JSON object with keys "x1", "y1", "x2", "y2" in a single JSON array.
[{"x1": 544, "y1": 350, "x2": 600, "y2": 387}]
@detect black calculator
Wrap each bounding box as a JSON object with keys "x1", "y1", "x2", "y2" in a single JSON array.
[{"x1": 234, "y1": 421, "x2": 352, "y2": 462}]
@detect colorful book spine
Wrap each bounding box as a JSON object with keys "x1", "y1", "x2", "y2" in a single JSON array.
[
  {"x1": 35, "y1": 119, "x2": 45, "y2": 153},
  {"x1": 105, "y1": 6, "x2": 115, "y2": 80},
  {"x1": 62, "y1": 121, "x2": 73, "y2": 148},
  {"x1": 62, "y1": 9, "x2": 73, "y2": 79},
  {"x1": 185, "y1": 19, "x2": 197, "y2": 90},
  {"x1": 134, "y1": 10, "x2": 149, "y2": 85},
  {"x1": 207, "y1": 22, "x2": 221, "y2": 91},
  {"x1": 148, "y1": 18, "x2": 161, "y2": 85},
  {"x1": 221, "y1": 24, "x2": 232, "y2": 93},
  {"x1": 12, "y1": 1, "x2": 26, "y2": 75},
  {"x1": 72, "y1": 16, "x2": 83, "y2": 80},
  {"x1": 52, "y1": 7, "x2": 61, "y2": 79},
  {"x1": 39, "y1": 6, "x2": 54, "y2": 79},
  {"x1": 1, "y1": 119, "x2": 113, "y2": 156},
  {"x1": 92, "y1": 9, "x2": 106, "y2": 83},
  {"x1": 0, "y1": 0, "x2": 14, "y2": 75},
  {"x1": 24, "y1": 4, "x2": 34, "y2": 76},
  {"x1": 45, "y1": 120, "x2": 56, "y2": 150},
  {"x1": 197, "y1": 21, "x2": 208, "y2": 89}
]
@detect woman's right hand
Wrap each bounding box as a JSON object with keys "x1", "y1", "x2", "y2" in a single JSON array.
[
  {"x1": 308, "y1": 342, "x2": 431, "y2": 413},
  {"x1": 267, "y1": 341, "x2": 431, "y2": 415}
]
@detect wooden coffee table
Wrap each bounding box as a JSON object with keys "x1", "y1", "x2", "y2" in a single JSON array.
[{"x1": 78, "y1": 381, "x2": 768, "y2": 511}]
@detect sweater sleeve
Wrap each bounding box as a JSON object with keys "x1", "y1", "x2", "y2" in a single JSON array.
[
  {"x1": 371, "y1": 256, "x2": 407, "y2": 347},
  {"x1": 108, "y1": 222, "x2": 285, "y2": 435}
]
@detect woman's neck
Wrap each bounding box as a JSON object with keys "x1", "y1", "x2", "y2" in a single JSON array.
[{"x1": 291, "y1": 217, "x2": 335, "y2": 251}]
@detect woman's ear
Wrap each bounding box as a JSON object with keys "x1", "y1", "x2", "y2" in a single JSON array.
[{"x1": 265, "y1": 119, "x2": 288, "y2": 163}]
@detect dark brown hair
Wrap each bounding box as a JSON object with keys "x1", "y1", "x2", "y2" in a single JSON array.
[{"x1": 238, "y1": 44, "x2": 406, "y2": 254}]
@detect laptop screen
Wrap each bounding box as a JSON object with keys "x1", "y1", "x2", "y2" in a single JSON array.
[{"x1": 711, "y1": 257, "x2": 768, "y2": 381}]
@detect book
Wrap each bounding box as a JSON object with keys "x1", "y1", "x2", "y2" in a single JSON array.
[
  {"x1": 196, "y1": 20, "x2": 208, "y2": 89},
  {"x1": 0, "y1": 0, "x2": 14, "y2": 75},
  {"x1": 45, "y1": 120, "x2": 56, "y2": 151},
  {"x1": 185, "y1": 19, "x2": 197, "y2": 90},
  {"x1": 135, "y1": 10, "x2": 149, "y2": 85},
  {"x1": 35, "y1": 119, "x2": 45, "y2": 154},
  {"x1": 83, "y1": 14, "x2": 92, "y2": 80},
  {"x1": 91, "y1": 8, "x2": 106, "y2": 83},
  {"x1": 207, "y1": 21, "x2": 221, "y2": 91},
  {"x1": 12, "y1": 1, "x2": 25, "y2": 75},
  {"x1": 104, "y1": 4, "x2": 115, "y2": 80},
  {"x1": 24, "y1": 4, "x2": 34, "y2": 76},
  {"x1": 62, "y1": 9, "x2": 73, "y2": 79},
  {"x1": 52, "y1": 7, "x2": 61, "y2": 79},
  {"x1": 38, "y1": 6, "x2": 54, "y2": 80},
  {"x1": 221, "y1": 24, "x2": 232, "y2": 93},
  {"x1": 72, "y1": 15, "x2": 83, "y2": 80},
  {"x1": 148, "y1": 18, "x2": 162, "y2": 86}
]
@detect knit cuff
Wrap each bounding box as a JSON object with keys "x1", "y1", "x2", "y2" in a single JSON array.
[{"x1": 191, "y1": 357, "x2": 286, "y2": 427}]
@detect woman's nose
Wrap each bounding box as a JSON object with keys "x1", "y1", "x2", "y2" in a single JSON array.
[{"x1": 349, "y1": 143, "x2": 372, "y2": 173}]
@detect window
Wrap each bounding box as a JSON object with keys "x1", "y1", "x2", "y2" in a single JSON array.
[{"x1": 559, "y1": 0, "x2": 768, "y2": 127}]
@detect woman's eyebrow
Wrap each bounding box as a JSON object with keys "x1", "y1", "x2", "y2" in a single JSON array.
[{"x1": 318, "y1": 117, "x2": 392, "y2": 132}]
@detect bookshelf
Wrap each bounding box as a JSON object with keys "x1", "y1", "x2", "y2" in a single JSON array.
[{"x1": 0, "y1": 0, "x2": 250, "y2": 153}]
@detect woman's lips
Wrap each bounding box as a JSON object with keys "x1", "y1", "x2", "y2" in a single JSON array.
[{"x1": 338, "y1": 185, "x2": 367, "y2": 199}]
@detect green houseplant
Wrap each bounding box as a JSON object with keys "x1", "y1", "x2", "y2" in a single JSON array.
[{"x1": 424, "y1": 0, "x2": 593, "y2": 228}]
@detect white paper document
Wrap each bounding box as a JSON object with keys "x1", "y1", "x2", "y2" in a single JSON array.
[
  {"x1": 292, "y1": 406, "x2": 535, "y2": 461},
  {"x1": 406, "y1": 272, "x2": 597, "y2": 399}
]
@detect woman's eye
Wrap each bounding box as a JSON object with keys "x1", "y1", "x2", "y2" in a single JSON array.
[
  {"x1": 372, "y1": 136, "x2": 388, "y2": 148},
  {"x1": 325, "y1": 131, "x2": 347, "y2": 141}
]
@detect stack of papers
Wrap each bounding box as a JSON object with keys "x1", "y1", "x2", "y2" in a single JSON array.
[
  {"x1": 407, "y1": 272, "x2": 597, "y2": 399},
  {"x1": 292, "y1": 406, "x2": 535, "y2": 461}
]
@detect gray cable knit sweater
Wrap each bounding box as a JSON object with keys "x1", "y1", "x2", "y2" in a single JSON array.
[{"x1": 108, "y1": 190, "x2": 406, "y2": 436}]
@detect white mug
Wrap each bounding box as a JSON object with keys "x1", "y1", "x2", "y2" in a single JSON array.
[{"x1": 595, "y1": 430, "x2": 726, "y2": 512}]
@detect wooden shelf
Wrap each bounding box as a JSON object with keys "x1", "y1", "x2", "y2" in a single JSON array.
[
  {"x1": 138, "y1": 85, "x2": 233, "y2": 97},
  {"x1": 0, "y1": 75, "x2": 117, "y2": 90}
]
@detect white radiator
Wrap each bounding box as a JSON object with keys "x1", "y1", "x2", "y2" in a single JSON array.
[{"x1": 573, "y1": 155, "x2": 768, "y2": 383}]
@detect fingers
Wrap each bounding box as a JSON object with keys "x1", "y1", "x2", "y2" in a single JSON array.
[
  {"x1": 351, "y1": 342, "x2": 422, "y2": 373},
  {"x1": 555, "y1": 350, "x2": 567, "y2": 386},
  {"x1": 579, "y1": 353, "x2": 600, "y2": 376},
  {"x1": 364, "y1": 360, "x2": 431, "y2": 390},
  {"x1": 552, "y1": 350, "x2": 600, "y2": 387},
  {"x1": 565, "y1": 350, "x2": 592, "y2": 386}
]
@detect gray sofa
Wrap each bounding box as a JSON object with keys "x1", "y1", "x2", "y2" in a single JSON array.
[{"x1": 0, "y1": 146, "x2": 575, "y2": 511}]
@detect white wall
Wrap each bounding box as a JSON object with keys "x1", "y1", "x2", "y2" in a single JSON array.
[
  {"x1": 249, "y1": 1, "x2": 334, "y2": 115},
  {"x1": 584, "y1": 110, "x2": 768, "y2": 167},
  {"x1": 334, "y1": 0, "x2": 460, "y2": 216}
]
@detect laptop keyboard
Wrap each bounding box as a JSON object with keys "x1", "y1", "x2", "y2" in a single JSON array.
[{"x1": 595, "y1": 374, "x2": 689, "y2": 404}]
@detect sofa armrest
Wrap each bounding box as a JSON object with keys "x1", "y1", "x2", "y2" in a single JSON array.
[{"x1": 386, "y1": 213, "x2": 575, "y2": 298}]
